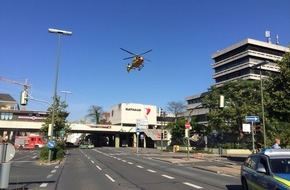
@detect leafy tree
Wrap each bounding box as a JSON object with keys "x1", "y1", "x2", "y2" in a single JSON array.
[
  {"x1": 41, "y1": 96, "x2": 70, "y2": 138},
  {"x1": 86, "y1": 105, "x2": 103, "y2": 124},
  {"x1": 168, "y1": 117, "x2": 186, "y2": 145},
  {"x1": 265, "y1": 50, "x2": 290, "y2": 122},
  {"x1": 203, "y1": 80, "x2": 261, "y2": 143},
  {"x1": 264, "y1": 48, "x2": 290, "y2": 146}
]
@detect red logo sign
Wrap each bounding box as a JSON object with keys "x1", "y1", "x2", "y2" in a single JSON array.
[{"x1": 145, "y1": 108, "x2": 151, "y2": 115}]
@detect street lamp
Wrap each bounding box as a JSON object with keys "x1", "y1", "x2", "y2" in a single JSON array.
[
  {"x1": 48, "y1": 28, "x2": 72, "y2": 162},
  {"x1": 251, "y1": 60, "x2": 270, "y2": 148},
  {"x1": 60, "y1": 90, "x2": 71, "y2": 102}
]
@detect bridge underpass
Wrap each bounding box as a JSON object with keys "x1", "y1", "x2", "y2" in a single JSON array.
[{"x1": 0, "y1": 121, "x2": 157, "y2": 148}]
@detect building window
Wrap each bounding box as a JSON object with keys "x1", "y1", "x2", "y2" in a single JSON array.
[{"x1": 0, "y1": 112, "x2": 13, "y2": 120}]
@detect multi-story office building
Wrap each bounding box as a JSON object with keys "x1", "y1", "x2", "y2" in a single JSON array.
[
  {"x1": 186, "y1": 38, "x2": 289, "y2": 122},
  {"x1": 211, "y1": 38, "x2": 288, "y2": 86}
]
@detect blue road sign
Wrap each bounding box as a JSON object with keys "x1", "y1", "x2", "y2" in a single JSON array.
[
  {"x1": 47, "y1": 140, "x2": 56, "y2": 149},
  {"x1": 245, "y1": 116, "x2": 260, "y2": 122}
]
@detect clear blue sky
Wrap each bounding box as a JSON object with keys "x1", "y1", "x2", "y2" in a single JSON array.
[{"x1": 1, "y1": 0, "x2": 290, "y2": 122}]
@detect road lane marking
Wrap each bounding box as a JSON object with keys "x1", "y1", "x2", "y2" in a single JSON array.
[
  {"x1": 221, "y1": 174, "x2": 236, "y2": 178},
  {"x1": 55, "y1": 166, "x2": 59, "y2": 169},
  {"x1": 91, "y1": 160, "x2": 95, "y2": 163},
  {"x1": 161, "y1": 174, "x2": 175, "y2": 179},
  {"x1": 51, "y1": 169, "x2": 56, "y2": 173},
  {"x1": 105, "y1": 174, "x2": 115, "y2": 182},
  {"x1": 136, "y1": 165, "x2": 143, "y2": 168},
  {"x1": 147, "y1": 169, "x2": 156, "y2": 173},
  {"x1": 128, "y1": 162, "x2": 133, "y2": 165},
  {"x1": 96, "y1": 165, "x2": 102, "y2": 170},
  {"x1": 39, "y1": 183, "x2": 48, "y2": 187},
  {"x1": 122, "y1": 160, "x2": 127, "y2": 162},
  {"x1": 47, "y1": 174, "x2": 53, "y2": 178},
  {"x1": 183, "y1": 182, "x2": 203, "y2": 189}
]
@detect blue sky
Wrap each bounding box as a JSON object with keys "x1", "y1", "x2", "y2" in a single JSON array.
[{"x1": 1, "y1": 0, "x2": 290, "y2": 122}]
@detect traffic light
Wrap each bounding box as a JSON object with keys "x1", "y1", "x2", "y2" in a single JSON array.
[
  {"x1": 20, "y1": 90, "x2": 28, "y2": 105},
  {"x1": 161, "y1": 133, "x2": 164, "y2": 139},
  {"x1": 164, "y1": 131, "x2": 167, "y2": 139},
  {"x1": 255, "y1": 125, "x2": 262, "y2": 133}
]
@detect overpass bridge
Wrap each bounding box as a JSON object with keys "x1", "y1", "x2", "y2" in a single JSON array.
[{"x1": 0, "y1": 120, "x2": 164, "y2": 148}]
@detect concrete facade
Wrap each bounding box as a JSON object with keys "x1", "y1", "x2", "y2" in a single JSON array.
[{"x1": 186, "y1": 38, "x2": 289, "y2": 121}]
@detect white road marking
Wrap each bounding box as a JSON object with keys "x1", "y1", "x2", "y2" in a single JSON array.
[
  {"x1": 161, "y1": 174, "x2": 175, "y2": 179},
  {"x1": 55, "y1": 166, "x2": 59, "y2": 169},
  {"x1": 39, "y1": 183, "x2": 48, "y2": 187},
  {"x1": 122, "y1": 160, "x2": 127, "y2": 162},
  {"x1": 91, "y1": 160, "x2": 95, "y2": 163},
  {"x1": 183, "y1": 182, "x2": 203, "y2": 189},
  {"x1": 47, "y1": 174, "x2": 53, "y2": 178},
  {"x1": 51, "y1": 169, "x2": 56, "y2": 173},
  {"x1": 147, "y1": 169, "x2": 156, "y2": 173},
  {"x1": 105, "y1": 174, "x2": 115, "y2": 182},
  {"x1": 128, "y1": 162, "x2": 133, "y2": 165},
  {"x1": 136, "y1": 165, "x2": 143, "y2": 168},
  {"x1": 96, "y1": 165, "x2": 102, "y2": 170},
  {"x1": 221, "y1": 174, "x2": 236, "y2": 178}
]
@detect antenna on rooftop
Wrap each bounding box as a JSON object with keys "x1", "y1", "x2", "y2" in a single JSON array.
[
  {"x1": 275, "y1": 35, "x2": 279, "y2": 45},
  {"x1": 265, "y1": 30, "x2": 271, "y2": 43}
]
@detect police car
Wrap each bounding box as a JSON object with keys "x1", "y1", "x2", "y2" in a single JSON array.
[{"x1": 241, "y1": 148, "x2": 290, "y2": 190}]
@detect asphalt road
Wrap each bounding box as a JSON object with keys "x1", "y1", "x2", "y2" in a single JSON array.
[{"x1": 7, "y1": 148, "x2": 243, "y2": 190}]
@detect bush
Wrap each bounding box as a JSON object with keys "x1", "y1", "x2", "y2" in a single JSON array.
[{"x1": 39, "y1": 141, "x2": 66, "y2": 162}]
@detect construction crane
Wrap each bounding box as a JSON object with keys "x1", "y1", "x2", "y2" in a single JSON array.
[
  {"x1": 0, "y1": 77, "x2": 31, "y2": 109},
  {"x1": 0, "y1": 77, "x2": 31, "y2": 91}
]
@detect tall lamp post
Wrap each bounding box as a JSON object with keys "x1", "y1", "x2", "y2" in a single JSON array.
[
  {"x1": 252, "y1": 60, "x2": 269, "y2": 148},
  {"x1": 60, "y1": 90, "x2": 71, "y2": 102},
  {"x1": 48, "y1": 28, "x2": 72, "y2": 162}
]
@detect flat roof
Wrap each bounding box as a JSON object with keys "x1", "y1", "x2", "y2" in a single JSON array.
[{"x1": 212, "y1": 38, "x2": 289, "y2": 59}]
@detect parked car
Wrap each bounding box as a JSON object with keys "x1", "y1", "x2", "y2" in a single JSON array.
[
  {"x1": 241, "y1": 148, "x2": 290, "y2": 190},
  {"x1": 79, "y1": 142, "x2": 94, "y2": 149}
]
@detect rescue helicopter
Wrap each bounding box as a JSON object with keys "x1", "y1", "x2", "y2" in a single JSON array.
[{"x1": 120, "y1": 48, "x2": 152, "y2": 73}]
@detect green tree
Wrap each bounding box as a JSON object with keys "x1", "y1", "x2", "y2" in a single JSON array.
[
  {"x1": 86, "y1": 105, "x2": 103, "y2": 124},
  {"x1": 168, "y1": 117, "x2": 186, "y2": 145},
  {"x1": 41, "y1": 96, "x2": 70, "y2": 138},
  {"x1": 265, "y1": 50, "x2": 290, "y2": 122},
  {"x1": 203, "y1": 80, "x2": 261, "y2": 143},
  {"x1": 264, "y1": 48, "x2": 290, "y2": 146}
]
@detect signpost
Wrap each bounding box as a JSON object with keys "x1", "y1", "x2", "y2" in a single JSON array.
[
  {"x1": 185, "y1": 122, "x2": 191, "y2": 160},
  {"x1": 245, "y1": 116, "x2": 260, "y2": 153},
  {"x1": 245, "y1": 116, "x2": 260, "y2": 122},
  {"x1": 47, "y1": 140, "x2": 56, "y2": 149},
  {"x1": 0, "y1": 143, "x2": 15, "y2": 189}
]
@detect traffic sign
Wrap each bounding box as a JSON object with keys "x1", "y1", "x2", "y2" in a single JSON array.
[
  {"x1": 0, "y1": 143, "x2": 15, "y2": 162},
  {"x1": 245, "y1": 116, "x2": 260, "y2": 122},
  {"x1": 185, "y1": 122, "x2": 191, "y2": 129},
  {"x1": 47, "y1": 141, "x2": 56, "y2": 149}
]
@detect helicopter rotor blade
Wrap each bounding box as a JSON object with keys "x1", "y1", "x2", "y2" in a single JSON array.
[
  {"x1": 144, "y1": 58, "x2": 151, "y2": 62},
  {"x1": 139, "y1": 49, "x2": 152, "y2": 56},
  {"x1": 123, "y1": 56, "x2": 135, "y2": 60},
  {"x1": 120, "y1": 48, "x2": 136, "y2": 56}
]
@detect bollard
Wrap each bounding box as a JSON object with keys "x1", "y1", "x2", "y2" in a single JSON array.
[{"x1": 0, "y1": 162, "x2": 11, "y2": 189}]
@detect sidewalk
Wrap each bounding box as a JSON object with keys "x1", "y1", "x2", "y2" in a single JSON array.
[{"x1": 128, "y1": 148, "x2": 244, "y2": 176}]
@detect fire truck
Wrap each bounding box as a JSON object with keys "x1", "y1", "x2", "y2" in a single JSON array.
[{"x1": 14, "y1": 135, "x2": 46, "y2": 149}]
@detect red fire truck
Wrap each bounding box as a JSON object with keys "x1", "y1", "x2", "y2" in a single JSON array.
[{"x1": 14, "y1": 135, "x2": 46, "y2": 149}]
